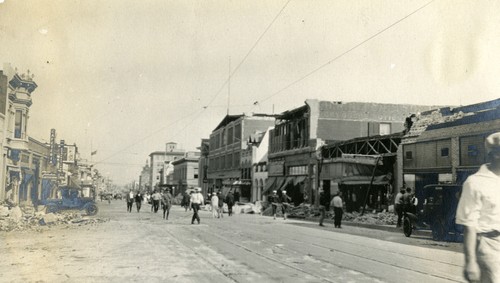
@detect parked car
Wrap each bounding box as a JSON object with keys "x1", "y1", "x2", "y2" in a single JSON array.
[
  {"x1": 41, "y1": 185, "x2": 99, "y2": 216},
  {"x1": 421, "y1": 184, "x2": 464, "y2": 242}
]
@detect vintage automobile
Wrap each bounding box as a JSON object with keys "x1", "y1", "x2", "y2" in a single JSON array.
[
  {"x1": 420, "y1": 184, "x2": 464, "y2": 242},
  {"x1": 42, "y1": 185, "x2": 99, "y2": 216}
]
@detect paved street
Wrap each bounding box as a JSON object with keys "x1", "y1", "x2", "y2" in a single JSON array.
[{"x1": 1, "y1": 201, "x2": 466, "y2": 283}]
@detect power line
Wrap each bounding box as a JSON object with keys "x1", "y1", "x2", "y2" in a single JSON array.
[
  {"x1": 258, "y1": 0, "x2": 435, "y2": 105},
  {"x1": 203, "y1": 0, "x2": 292, "y2": 109},
  {"x1": 93, "y1": 109, "x2": 204, "y2": 166}
]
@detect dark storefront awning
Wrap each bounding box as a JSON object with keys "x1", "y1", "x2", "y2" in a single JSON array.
[
  {"x1": 293, "y1": 176, "x2": 307, "y2": 186},
  {"x1": 263, "y1": 176, "x2": 286, "y2": 194}
]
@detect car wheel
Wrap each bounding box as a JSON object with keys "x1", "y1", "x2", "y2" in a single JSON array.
[{"x1": 86, "y1": 204, "x2": 98, "y2": 216}]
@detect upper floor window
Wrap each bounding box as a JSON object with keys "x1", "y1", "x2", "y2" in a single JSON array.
[
  {"x1": 379, "y1": 123, "x2": 391, "y2": 135},
  {"x1": 405, "y1": 151, "x2": 413, "y2": 160},
  {"x1": 14, "y1": 110, "x2": 23, "y2": 138}
]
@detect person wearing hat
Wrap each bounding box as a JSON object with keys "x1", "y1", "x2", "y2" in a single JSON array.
[
  {"x1": 189, "y1": 187, "x2": 204, "y2": 224},
  {"x1": 269, "y1": 190, "x2": 278, "y2": 220},
  {"x1": 280, "y1": 190, "x2": 291, "y2": 220},
  {"x1": 456, "y1": 132, "x2": 500, "y2": 283}
]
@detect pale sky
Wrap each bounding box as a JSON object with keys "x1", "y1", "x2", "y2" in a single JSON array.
[{"x1": 0, "y1": 0, "x2": 499, "y2": 185}]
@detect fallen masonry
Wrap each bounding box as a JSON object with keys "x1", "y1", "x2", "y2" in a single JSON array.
[{"x1": 0, "y1": 202, "x2": 109, "y2": 232}]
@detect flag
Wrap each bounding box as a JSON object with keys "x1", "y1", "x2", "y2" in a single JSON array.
[{"x1": 91, "y1": 150, "x2": 97, "y2": 156}]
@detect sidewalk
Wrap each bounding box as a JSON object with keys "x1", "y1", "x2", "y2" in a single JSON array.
[{"x1": 299, "y1": 215, "x2": 433, "y2": 238}]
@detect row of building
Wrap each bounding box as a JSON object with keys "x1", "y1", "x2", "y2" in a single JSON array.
[
  {"x1": 139, "y1": 98, "x2": 500, "y2": 211},
  {"x1": 0, "y1": 64, "x2": 104, "y2": 207}
]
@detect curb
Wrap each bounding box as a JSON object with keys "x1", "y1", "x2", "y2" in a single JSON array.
[{"x1": 297, "y1": 216, "x2": 433, "y2": 237}]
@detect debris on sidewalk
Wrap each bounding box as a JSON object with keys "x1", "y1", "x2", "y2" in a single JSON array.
[{"x1": 0, "y1": 202, "x2": 109, "y2": 232}]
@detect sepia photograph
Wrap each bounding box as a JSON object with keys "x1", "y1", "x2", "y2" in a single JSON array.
[{"x1": 0, "y1": 0, "x2": 499, "y2": 282}]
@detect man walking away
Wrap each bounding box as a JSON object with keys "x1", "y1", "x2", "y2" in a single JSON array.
[
  {"x1": 189, "y1": 187, "x2": 204, "y2": 224},
  {"x1": 126, "y1": 190, "x2": 134, "y2": 213},
  {"x1": 456, "y1": 132, "x2": 500, "y2": 283},
  {"x1": 151, "y1": 190, "x2": 161, "y2": 213},
  {"x1": 226, "y1": 190, "x2": 234, "y2": 216},
  {"x1": 331, "y1": 191, "x2": 343, "y2": 228},
  {"x1": 161, "y1": 189, "x2": 173, "y2": 220},
  {"x1": 135, "y1": 191, "x2": 143, "y2": 212},
  {"x1": 318, "y1": 188, "x2": 330, "y2": 227},
  {"x1": 394, "y1": 188, "x2": 404, "y2": 227},
  {"x1": 211, "y1": 193, "x2": 219, "y2": 218},
  {"x1": 217, "y1": 191, "x2": 224, "y2": 218}
]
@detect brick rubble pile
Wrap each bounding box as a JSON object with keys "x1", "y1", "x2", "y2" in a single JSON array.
[{"x1": 0, "y1": 202, "x2": 109, "y2": 232}]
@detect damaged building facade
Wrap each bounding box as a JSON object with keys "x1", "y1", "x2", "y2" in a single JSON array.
[
  {"x1": 401, "y1": 98, "x2": 500, "y2": 211},
  {"x1": 266, "y1": 99, "x2": 435, "y2": 206}
]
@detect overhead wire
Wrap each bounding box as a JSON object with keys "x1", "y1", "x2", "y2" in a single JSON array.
[
  {"x1": 256, "y1": 0, "x2": 435, "y2": 106},
  {"x1": 92, "y1": 0, "x2": 292, "y2": 170},
  {"x1": 203, "y1": 0, "x2": 292, "y2": 109}
]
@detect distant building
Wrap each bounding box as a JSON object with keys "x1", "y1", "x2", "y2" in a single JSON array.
[
  {"x1": 248, "y1": 127, "x2": 272, "y2": 202},
  {"x1": 197, "y1": 139, "x2": 209, "y2": 196},
  {"x1": 148, "y1": 142, "x2": 185, "y2": 191},
  {"x1": 207, "y1": 113, "x2": 276, "y2": 199},
  {"x1": 139, "y1": 160, "x2": 151, "y2": 191},
  {"x1": 172, "y1": 151, "x2": 200, "y2": 196}
]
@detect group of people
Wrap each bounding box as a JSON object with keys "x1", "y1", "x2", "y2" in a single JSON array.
[
  {"x1": 393, "y1": 187, "x2": 418, "y2": 228},
  {"x1": 185, "y1": 188, "x2": 237, "y2": 224},
  {"x1": 268, "y1": 189, "x2": 292, "y2": 220},
  {"x1": 125, "y1": 189, "x2": 173, "y2": 219}
]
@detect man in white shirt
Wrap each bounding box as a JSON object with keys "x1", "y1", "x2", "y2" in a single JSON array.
[
  {"x1": 456, "y1": 132, "x2": 500, "y2": 283},
  {"x1": 211, "y1": 193, "x2": 219, "y2": 218},
  {"x1": 331, "y1": 191, "x2": 343, "y2": 228},
  {"x1": 189, "y1": 187, "x2": 204, "y2": 224}
]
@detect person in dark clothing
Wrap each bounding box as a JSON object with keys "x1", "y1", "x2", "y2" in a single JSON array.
[
  {"x1": 269, "y1": 190, "x2": 278, "y2": 220},
  {"x1": 225, "y1": 190, "x2": 234, "y2": 216},
  {"x1": 134, "y1": 192, "x2": 143, "y2": 212},
  {"x1": 402, "y1": 187, "x2": 413, "y2": 214},
  {"x1": 161, "y1": 189, "x2": 173, "y2": 220},
  {"x1": 318, "y1": 189, "x2": 330, "y2": 227},
  {"x1": 217, "y1": 191, "x2": 224, "y2": 218}
]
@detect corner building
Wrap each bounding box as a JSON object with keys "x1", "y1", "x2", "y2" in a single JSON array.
[{"x1": 207, "y1": 114, "x2": 275, "y2": 199}]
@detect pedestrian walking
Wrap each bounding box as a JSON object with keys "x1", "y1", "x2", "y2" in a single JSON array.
[
  {"x1": 281, "y1": 190, "x2": 291, "y2": 220},
  {"x1": 181, "y1": 191, "x2": 191, "y2": 212},
  {"x1": 151, "y1": 190, "x2": 161, "y2": 213},
  {"x1": 217, "y1": 190, "x2": 224, "y2": 218},
  {"x1": 225, "y1": 190, "x2": 234, "y2": 216},
  {"x1": 161, "y1": 189, "x2": 173, "y2": 220},
  {"x1": 394, "y1": 188, "x2": 404, "y2": 227},
  {"x1": 211, "y1": 193, "x2": 219, "y2": 218},
  {"x1": 331, "y1": 191, "x2": 343, "y2": 228},
  {"x1": 126, "y1": 190, "x2": 134, "y2": 213},
  {"x1": 269, "y1": 190, "x2": 278, "y2": 220},
  {"x1": 318, "y1": 188, "x2": 330, "y2": 227},
  {"x1": 189, "y1": 187, "x2": 204, "y2": 224},
  {"x1": 456, "y1": 132, "x2": 500, "y2": 283},
  {"x1": 134, "y1": 191, "x2": 143, "y2": 212}
]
